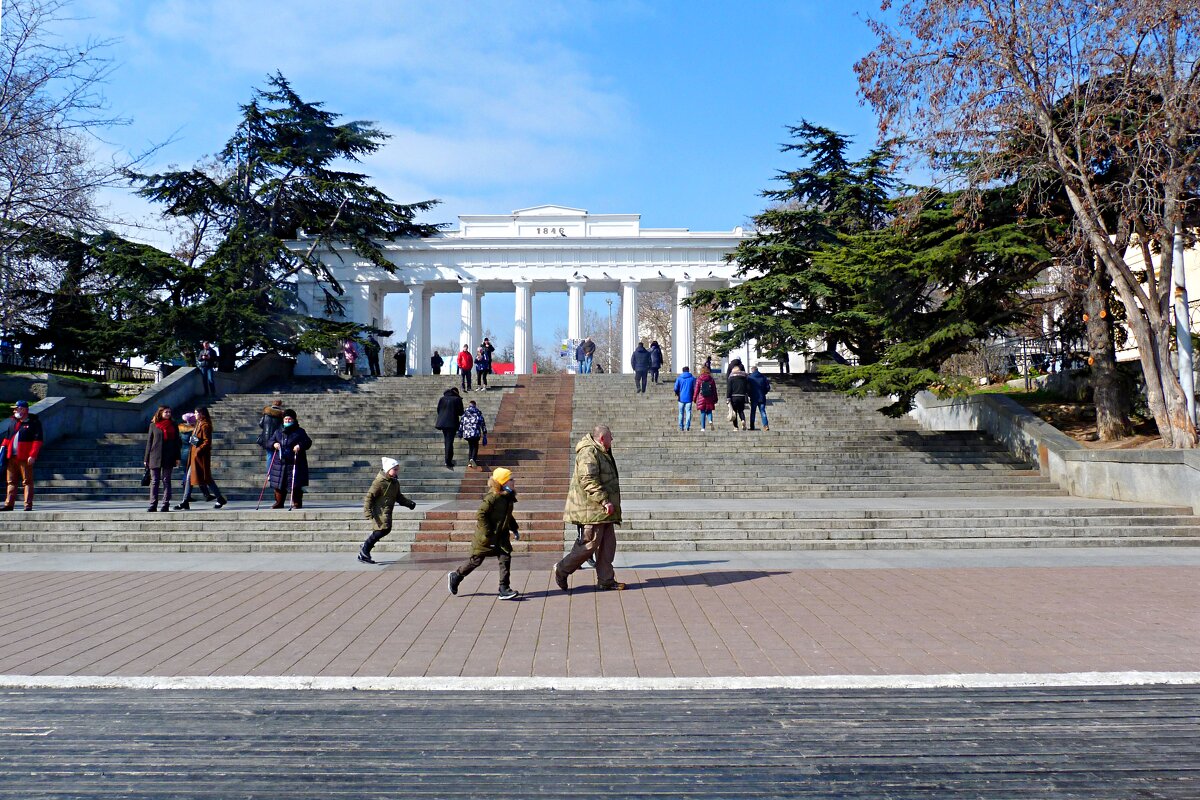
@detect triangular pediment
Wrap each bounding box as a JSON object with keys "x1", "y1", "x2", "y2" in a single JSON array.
[{"x1": 512, "y1": 205, "x2": 587, "y2": 216}]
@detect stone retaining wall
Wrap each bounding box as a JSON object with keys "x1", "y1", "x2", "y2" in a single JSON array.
[{"x1": 910, "y1": 391, "x2": 1200, "y2": 513}]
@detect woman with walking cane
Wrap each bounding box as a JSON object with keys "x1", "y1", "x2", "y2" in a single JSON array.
[
  {"x1": 175, "y1": 407, "x2": 227, "y2": 510},
  {"x1": 357, "y1": 457, "x2": 417, "y2": 564},
  {"x1": 267, "y1": 409, "x2": 312, "y2": 509}
]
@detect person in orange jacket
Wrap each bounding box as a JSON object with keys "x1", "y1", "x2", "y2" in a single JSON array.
[
  {"x1": 455, "y1": 344, "x2": 474, "y2": 392},
  {"x1": 1, "y1": 400, "x2": 43, "y2": 511}
]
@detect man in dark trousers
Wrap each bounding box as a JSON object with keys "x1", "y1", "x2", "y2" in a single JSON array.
[
  {"x1": 364, "y1": 336, "x2": 382, "y2": 377},
  {"x1": 430, "y1": 350, "x2": 443, "y2": 375},
  {"x1": 197, "y1": 341, "x2": 219, "y2": 396},
  {"x1": 1, "y1": 400, "x2": 43, "y2": 511},
  {"x1": 393, "y1": 343, "x2": 408, "y2": 377},
  {"x1": 553, "y1": 424, "x2": 624, "y2": 592},
  {"x1": 630, "y1": 342, "x2": 651, "y2": 393},
  {"x1": 456, "y1": 345, "x2": 473, "y2": 391},
  {"x1": 435, "y1": 388, "x2": 465, "y2": 469}
]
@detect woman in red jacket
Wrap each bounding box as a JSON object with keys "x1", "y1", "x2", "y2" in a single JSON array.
[
  {"x1": 692, "y1": 366, "x2": 719, "y2": 432},
  {"x1": 1, "y1": 399, "x2": 43, "y2": 511}
]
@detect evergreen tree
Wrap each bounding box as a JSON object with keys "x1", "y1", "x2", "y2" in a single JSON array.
[
  {"x1": 131, "y1": 73, "x2": 439, "y2": 368},
  {"x1": 691, "y1": 123, "x2": 1057, "y2": 413}
]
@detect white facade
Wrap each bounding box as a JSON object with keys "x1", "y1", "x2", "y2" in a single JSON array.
[{"x1": 291, "y1": 205, "x2": 749, "y2": 375}]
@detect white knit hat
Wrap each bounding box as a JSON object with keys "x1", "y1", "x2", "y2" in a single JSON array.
[{"x1": 381, "y1": 457, "x2": 400, "y2": 473}]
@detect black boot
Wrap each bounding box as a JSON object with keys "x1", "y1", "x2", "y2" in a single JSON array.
[
  {"x1": 174, "y1": 499, "x2": 190, "y2": 510},
  {"x1": 147, "y1": 502, "x2": 157, "y2": 513},
  {"x1": 160, "y1": 501, "x2": 171, "y2": 512},
  {"x1": 292, "y1": 489, "x2": 303, "y2": 509},
  {"x1": 213, "y1": 496, "x2": 227, "y2": 509},
  {"x1": 358, "y1": 529, "x2": 387, "y2": 564}
]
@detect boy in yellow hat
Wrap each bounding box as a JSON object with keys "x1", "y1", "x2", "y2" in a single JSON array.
[{"x1": 447, "y1": 467, "x2": 520, "y2": 600}]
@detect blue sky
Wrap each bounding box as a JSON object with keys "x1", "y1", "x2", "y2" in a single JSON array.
[{"x1": 67, "y1": 0, "x2": 886, "y2": 353}]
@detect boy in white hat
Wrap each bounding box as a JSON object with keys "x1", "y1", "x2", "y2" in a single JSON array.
[
  {"x1": 447, "y1": 467, "x2": 520, "y2": 600},
  {"x1": 359, "y1": 456, "x2": 417, "y2": 564}
]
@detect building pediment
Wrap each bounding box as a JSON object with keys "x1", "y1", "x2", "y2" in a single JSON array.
[{"x1": 512, "y1": 205, "x2": 587, "y2": 216}]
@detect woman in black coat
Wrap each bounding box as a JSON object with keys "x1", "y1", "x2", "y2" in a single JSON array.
[
  {"x1": 726, "y1": 367, "x2": 750, "y2": 430},
  {"x1": 267, "y1": 408, "x2": 313, "y2": 508}
]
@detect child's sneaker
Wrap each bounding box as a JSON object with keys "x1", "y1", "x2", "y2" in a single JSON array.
[{"x1": 447, "y1": 571, "x2": 462, "y2": 595}]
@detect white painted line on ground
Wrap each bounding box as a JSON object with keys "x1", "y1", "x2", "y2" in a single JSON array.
[{"x1": 1, "y1": 672, "x2": 1199, "y2": 692}]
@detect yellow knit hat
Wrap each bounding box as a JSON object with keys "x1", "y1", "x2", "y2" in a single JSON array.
[{"x1": 491, "y1": 467, "x2": 513, "y2": 486}]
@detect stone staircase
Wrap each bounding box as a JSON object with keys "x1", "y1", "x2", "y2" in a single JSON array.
[
  {"x1": 569, "y1": 373, "x2": 1200, "y2": 550},
  {"x1": 414, "y1": 374, "x2": 575, "y2": 554},
  {"x1": 2, "y1": 372, "x2": 1199, "y2": 554}
]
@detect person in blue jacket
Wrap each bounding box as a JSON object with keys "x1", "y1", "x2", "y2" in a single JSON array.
[
  {"x1": 747, "y1": 366, "x2": 772, "y2": 431},
  {"x1": 673, "y1": 366, "x2": 696, "y2": 431}
]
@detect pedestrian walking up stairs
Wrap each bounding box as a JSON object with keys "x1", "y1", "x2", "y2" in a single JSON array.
[
  {"x1": 414, "y1": 375, "x2": 576, "y2": 554},
  {"x1": 0, "y1": 376, "x2": 518, "y2": 555},
  {"x1": 569, "y1": 373, "x2": 1200, "y2": 550}
]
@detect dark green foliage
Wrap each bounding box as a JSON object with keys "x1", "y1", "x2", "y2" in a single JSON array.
[
  {"x1": 129, "y1": 72, "x2": 435, "y2": 366},
  {"x1": 689, "y1": 122, "x2": 1056, "y2": 413}
]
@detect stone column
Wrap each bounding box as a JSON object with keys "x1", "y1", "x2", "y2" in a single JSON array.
[
  {"x1": 406, "y1": 281, "x2": 426, "y2": 375},
  {"x1": 567, "y1": 277, "x2": 586, "y2": 341},
  {"x1": 673, "y1": 279, "x2": 695, "y2": 373},
  {"x1": 513, "y1": 279, "x2": 534, "y2": 375},
  {"x1": 459, "y1": 279, "x2": 478, "y2": 351},
  {"x1": 621, "y1": 279, "x2": 639, "y2": 374}
]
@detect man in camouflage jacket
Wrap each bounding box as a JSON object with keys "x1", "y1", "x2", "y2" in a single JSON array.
[{"x1": 553, "y1": 424, "x2": 625, "y2": 592}]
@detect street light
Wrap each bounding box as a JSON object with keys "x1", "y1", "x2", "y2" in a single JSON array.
[{"x1": 605, "y1": 297, "x2": 613, "y2": 374}]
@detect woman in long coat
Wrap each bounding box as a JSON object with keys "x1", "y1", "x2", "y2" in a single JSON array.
[
  {"x1": 268, "y1": 408, "x2": 313, "y2": 509},
  {"x1": 176, "y1": 407, "x2": 227, "y2": 510},
  {"x1": 143, "y1": 405, "x2": 181, "y2": 513}
]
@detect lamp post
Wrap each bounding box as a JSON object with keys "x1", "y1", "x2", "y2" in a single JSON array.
[{"x1": 606, "y1": 297, "x2": 613, "y2": 374}]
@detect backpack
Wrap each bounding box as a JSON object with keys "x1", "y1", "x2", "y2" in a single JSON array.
[{"x1": 700, "y1": 379, "x2": 717, "y2": 400}]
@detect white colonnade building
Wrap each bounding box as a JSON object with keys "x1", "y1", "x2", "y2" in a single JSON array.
[{"x1": 292, "y1": 206, "x2": 751, "y2": 375}]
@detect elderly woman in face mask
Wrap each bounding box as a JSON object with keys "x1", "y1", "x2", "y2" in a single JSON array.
[{"x1": 267, "y1": 409, "x2": 312, "y2": 509}]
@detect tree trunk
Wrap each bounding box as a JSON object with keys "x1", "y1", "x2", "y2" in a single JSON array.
[{"x1": 1083, "y1": 255, "x2": 1129, "y2": 440}]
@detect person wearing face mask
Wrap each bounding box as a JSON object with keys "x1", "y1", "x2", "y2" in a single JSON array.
[
  {"x1": 143, "y1": 405, "x2": 181, "y2": 513},
  {"x1": 267, "y1": 409, "x2": 312, "y2": 509},
  {"x1": 1, "y1": 400, "x2": 43, "y2": 511},
  {"x1": 447, "y1": 467, "x2": 521, "y2": 600}
]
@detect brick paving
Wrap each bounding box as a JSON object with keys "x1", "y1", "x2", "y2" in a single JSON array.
[{"x1": 1, "y1": 563, "x2": 1197, "y2": 678}]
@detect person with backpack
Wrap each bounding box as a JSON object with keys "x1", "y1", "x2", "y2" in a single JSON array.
[
  {"x1": 748, "y1": 366, "x2": 772, "y2": 431},
  {"x1": 648, "y1": 341, "x2": 664, "y2": 384},
  {"x1": 455, "y1": 344, "x2": 474, "y2": 391},
  {"x1": 726, "y1": 365, "x2": 750, "y2": 430},
  {"x1": 673, "y1": 366, "x2": 696, "y2": 431},
  {"x1": 457, "y1": 399, "x2": 488, "y2": 470},
  {"x1": 693, "y1": 366, "x2": 719, "y2": 431}
]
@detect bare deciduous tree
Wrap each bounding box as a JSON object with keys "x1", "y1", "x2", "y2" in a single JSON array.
[
  {"x1": 857, "y1": 1, "x2": 1200, "y2": 446},
  {"x1": 0, "y1": 0, "x2": 146, "y2": 337}
]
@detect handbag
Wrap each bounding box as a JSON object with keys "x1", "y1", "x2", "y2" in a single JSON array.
[
  {"x1": 726, "y1": 403, "x2": 736, "y2": 423},
  {"x1": 140, "y1": 467, "x2": 151, "y2": 487}
]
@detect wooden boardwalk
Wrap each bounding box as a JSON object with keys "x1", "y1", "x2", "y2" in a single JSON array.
[{"x1": 1, "y1": 686, "x2": 1197, "y2": 798}]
